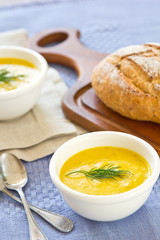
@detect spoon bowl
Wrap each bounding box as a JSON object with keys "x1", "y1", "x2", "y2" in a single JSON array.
[{"x1": 0, "y1": 153, "x2": 27, "y2": 189}]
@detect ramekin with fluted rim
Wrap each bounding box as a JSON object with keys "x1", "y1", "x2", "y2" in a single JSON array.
[
  {"x1": 49, "y1": 131, "x2": 160, "y2": 221},
  {"x1": 0, "y1": 46, "x2": 47, "y2": 120}
]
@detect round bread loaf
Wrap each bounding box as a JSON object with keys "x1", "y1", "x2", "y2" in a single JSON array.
[{"x1": 91, "y1": 43, "x2": 160, "y2": 123}]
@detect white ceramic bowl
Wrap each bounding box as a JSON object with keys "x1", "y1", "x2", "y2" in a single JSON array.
[
  {"x1": 49, "y1": 131, "x2": 160, "y2": 221},
  {"x1": 0, "y1": 46, "x2": 47, "y2": 120}
]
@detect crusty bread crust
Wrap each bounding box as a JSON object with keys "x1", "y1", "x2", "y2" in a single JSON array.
[{"x1": 91, "y1": 43, "x2": 160, "y2": 123}]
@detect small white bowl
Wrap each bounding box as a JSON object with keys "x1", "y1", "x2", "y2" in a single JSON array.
[
  {"x1": 0, "y1": 46, "x2": 47, "y2": 120},
  {"x1": 49, "y1": 131, "x2": 160, "y2": 221}
]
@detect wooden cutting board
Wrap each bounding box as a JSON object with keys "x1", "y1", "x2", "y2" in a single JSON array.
[{"x1": 29, "y1": 28, "x2": 160, "y2": 154}]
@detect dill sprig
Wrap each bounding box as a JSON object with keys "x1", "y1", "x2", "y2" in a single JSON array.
[
  {"x1": 66, "y1": 164, "x2": 132, "y2": 181},
  {"x1": 0, "y1": 69, "x2": 26, "y2": 83}
]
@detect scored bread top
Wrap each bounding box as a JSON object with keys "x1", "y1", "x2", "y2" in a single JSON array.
[
  {"x1": 107, "y1": 43, "x2": 160, "y2": 97},
  {"x1": 91, "y1": 43, "x2": 160, "y2": 123}
]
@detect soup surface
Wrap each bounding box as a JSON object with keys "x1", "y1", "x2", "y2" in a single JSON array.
[
  {"x1": 0, "y1": 58, "x2": 39, "y2": 92},
  {"x1": 60, "y1": 146, "x2": 151, "y2": 195}
]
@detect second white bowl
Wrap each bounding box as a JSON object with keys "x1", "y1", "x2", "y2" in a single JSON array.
[{"x1": 0, "y1": 46, "x2": 47, "y2": 120}]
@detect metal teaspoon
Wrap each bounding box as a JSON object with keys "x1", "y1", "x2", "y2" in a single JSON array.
[
  {"x1": 0, "y1": 152, "x2": 48, "y2": 240},
  {"x1": 0, "y1": 173, "x2": 73, "y2": 232}
]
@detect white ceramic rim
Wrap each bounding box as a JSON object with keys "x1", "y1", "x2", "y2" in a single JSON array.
[
  {"x1": 0, "y1": 46, "x2": 47, "y2": 100},
  {"x1": 49, "y1": 131, "x2": 160, "y2": 204}
]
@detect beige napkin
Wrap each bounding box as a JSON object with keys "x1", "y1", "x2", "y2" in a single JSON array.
[{"x1": 0, "y1": 29, "x2": 86, "y2": 161}]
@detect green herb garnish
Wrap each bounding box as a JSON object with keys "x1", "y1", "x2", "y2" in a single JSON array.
[
  {"x1": 0, "y1": 69, "x2": 26, "y2": 83},
  {"x1": 66, "y1": 164, "x2": 132, "y2": 181}
]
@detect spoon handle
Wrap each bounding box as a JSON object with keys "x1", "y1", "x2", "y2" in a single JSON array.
[
  {"x1": 17, "y1": 188, "x2": 48, "y2": 240},
  {"x1": 2, "y1": 187, "x2": 73, "y2": 232}
]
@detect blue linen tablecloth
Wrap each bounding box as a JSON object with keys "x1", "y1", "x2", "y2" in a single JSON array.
[{"x1": 1, "y1": 0, "x2": 160, "y2": 239}]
